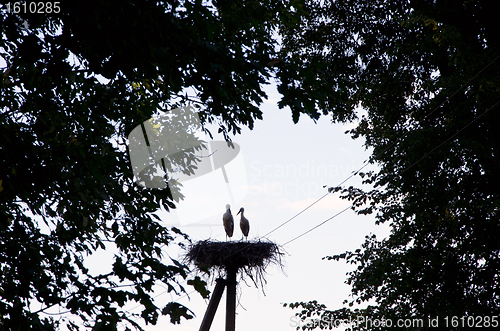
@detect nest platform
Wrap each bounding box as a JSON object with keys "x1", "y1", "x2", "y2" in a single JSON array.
[
  {"x1": 186, "y1": 239, "x2": 284, "y2": 331},
  {"x1": 186, "y1": 239, "x2": 283, "y2": 286}
]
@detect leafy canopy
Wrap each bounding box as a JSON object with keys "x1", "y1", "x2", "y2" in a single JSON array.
[
  {"x1": 0, "y1": 0, "x2": 310, "y2": 330},
  {"x1": 281, "y1": 0, "x2": 500, "y2": 328}
]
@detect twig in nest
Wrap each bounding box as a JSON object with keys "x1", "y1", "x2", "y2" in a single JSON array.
[{"x1": 184, "y1": 239, "x2": 285, "y2": 289}]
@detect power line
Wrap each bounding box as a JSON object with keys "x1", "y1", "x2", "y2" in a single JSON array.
[
  {"x1": 125, "y1": 99, "x2": 499, "y2": 329},
  {"x1": 281, "y1": 99, "x2": 500, "y2": 246},
  {"x1": 114, "y1": 52, "x2": 500, "y2": 325},
  {"x1": 118, "y1": 287, "x2": 198, "y2": 330},
  {"x1": 364, "y1": 52, "x2": 500, "y2": 165},
  {"x1": 259, "y1": 51, "x2": 500, "y2": 243},
  {"x1": 401, "y1": 99, "x2": 500, "y2": 175},
  {"x1": 261, "y1": 191, "x2": 331, "y2": 238},
  {"x1": 282, "y1": 205, "x2": 353, "y2": 246}
]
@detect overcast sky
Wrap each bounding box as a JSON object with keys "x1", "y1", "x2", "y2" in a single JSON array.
[
  {"x1": 2, "y1": 44, "x2": 390, "y2": 328},
  {"x1": 121, "y1": 84, "x2": 392, "y2": 331}
]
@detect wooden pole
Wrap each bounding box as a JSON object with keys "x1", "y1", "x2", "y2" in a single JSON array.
[
  {"x1": 199, "y1": 278, "x2": 226, "y2": 331},
  {"x1": 225, "y1": 267, "x2": 237, "y2": 331}
]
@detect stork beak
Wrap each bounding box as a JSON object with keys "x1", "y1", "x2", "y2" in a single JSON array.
[{"x1": 237, "y1": 209, "x2": 241, "y2": 215}]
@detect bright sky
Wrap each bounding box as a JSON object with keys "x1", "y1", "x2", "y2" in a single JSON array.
[
  {"x1": 2, "y1": 46, "x2": 390, "y2": 328},
  {"x1": 5, "y1": 10, "x2": 497, "y2": 331},
  {"x1": 120, "y1": 85, "x2": 391, "y2": 331}
]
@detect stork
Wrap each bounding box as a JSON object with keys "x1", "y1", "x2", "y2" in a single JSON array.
[
  {"x1": 222, "y1": 204, "x2": 234, "y2": 241},
  {"x1": 237, "y1": 207, "x2": 249, "y2": 240}
]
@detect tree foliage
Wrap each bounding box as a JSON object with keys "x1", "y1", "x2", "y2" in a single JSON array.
[
  {"x1": 0, "y1": 1, "x2": 309, "y2": 330},
  {"x1": 282, "y1": 0, "x2": 500, "y2": 329}
]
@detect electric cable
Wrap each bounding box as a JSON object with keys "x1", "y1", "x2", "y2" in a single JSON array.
[
  {"x1": 117, "y1": 49, "x2": 500, "y2": 330},
  {"x1": 281, "y1": 99, "x2": 500, "y2": 246},
  {"x1": 260, "y1": 51, "x2": 500, "y2": 242}
]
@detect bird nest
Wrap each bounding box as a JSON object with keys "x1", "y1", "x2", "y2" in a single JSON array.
[{"x1": 185, "y1": 239, "x2": 284, "y2": 288}]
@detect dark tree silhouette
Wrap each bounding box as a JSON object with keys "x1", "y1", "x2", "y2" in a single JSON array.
[
  {"x1": 0, "y1": 1, "x2": 309, "y2": 330},
  {"x1": 282, "y1": 0, "x2": 500, "y2": 329}
]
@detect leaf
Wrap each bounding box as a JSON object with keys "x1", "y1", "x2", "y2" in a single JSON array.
[
  {"x1": 161, "y1": 302, "x2": 194, "y2": 324},
  {"x1": 187, "y1": 276, "x2": 210, "y2": 299}
]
